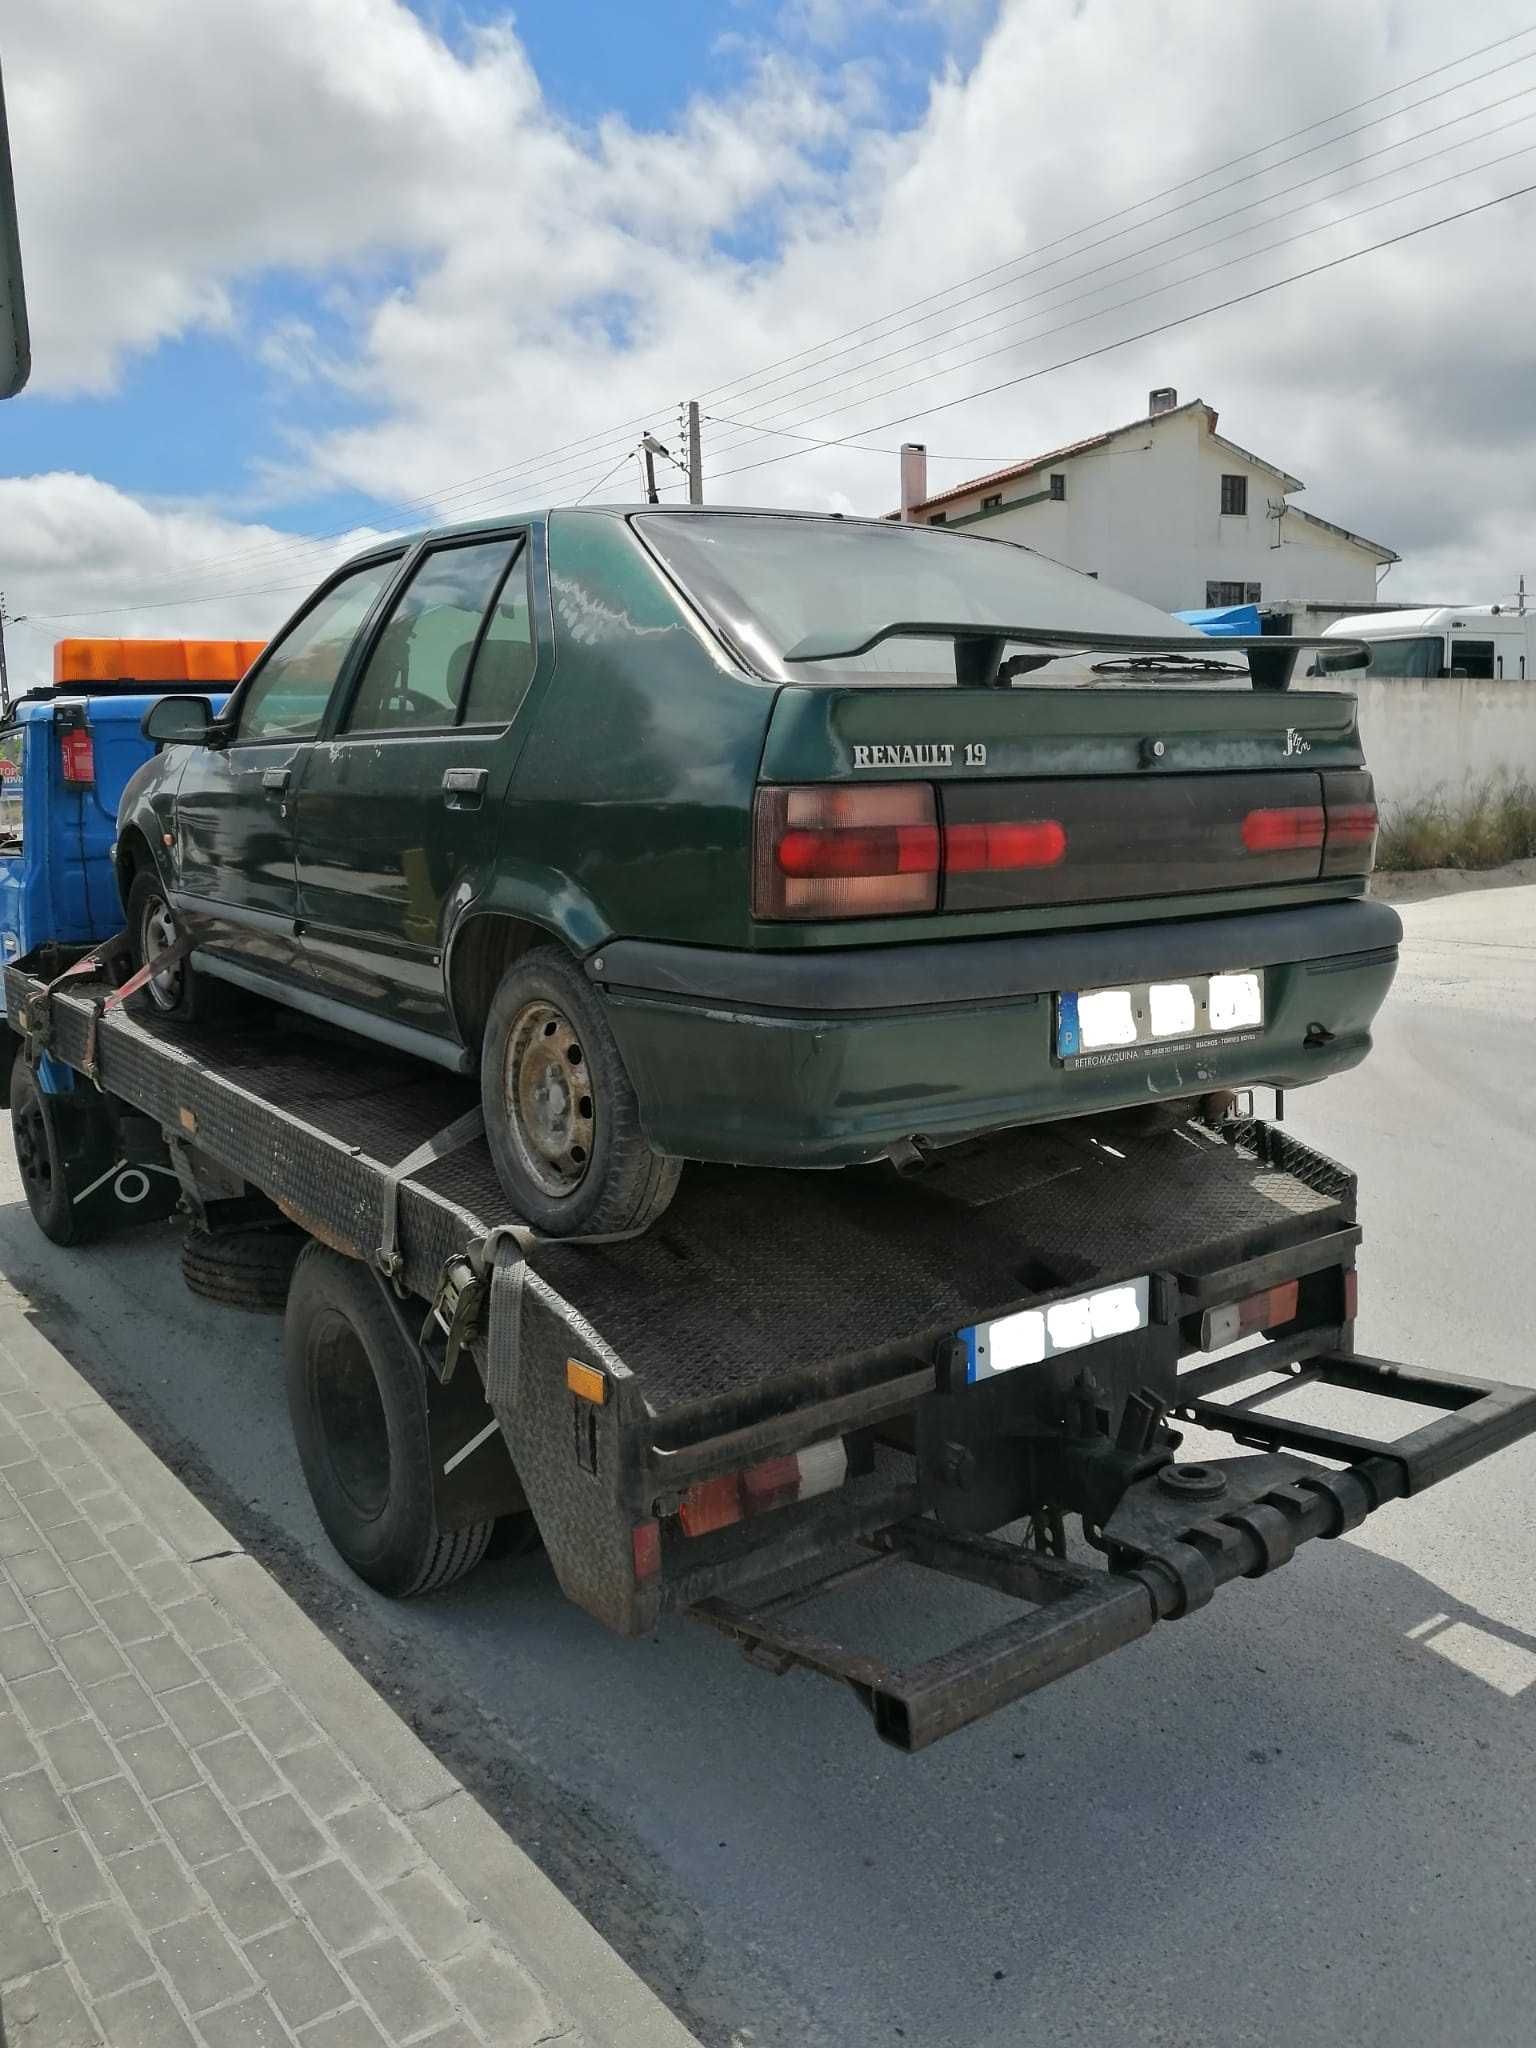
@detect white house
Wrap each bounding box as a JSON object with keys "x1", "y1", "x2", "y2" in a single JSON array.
[{"x1": 896, "y1": 390, "x2": 1398, "y2": 635}]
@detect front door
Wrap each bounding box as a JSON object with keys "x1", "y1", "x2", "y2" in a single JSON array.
[
  {"x1": 292, "y1": 532, "x2": 541, "y2": 1045},
  {"x1": 171, "y1": 553, "x2": 402, "y2": 977}
]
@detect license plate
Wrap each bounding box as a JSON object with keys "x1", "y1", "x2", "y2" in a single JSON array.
[
  {"x1": 1056, "y1": 970, "x2": 1264, "y2": 1063},
  {"x1": 959, "y1": 1276, "x2": 1151, "y2": 1383}
]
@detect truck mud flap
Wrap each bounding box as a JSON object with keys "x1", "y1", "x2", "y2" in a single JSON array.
[{"x1": 691, "y1": 1352, "x2": 1536, "y2": 1751}]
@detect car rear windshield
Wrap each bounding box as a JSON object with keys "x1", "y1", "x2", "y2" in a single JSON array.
[{"x1": 633, "y1": 510, "x2": 1201, "y2": 686}]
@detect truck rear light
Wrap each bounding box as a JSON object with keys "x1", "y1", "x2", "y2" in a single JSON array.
[
  {"x1": 1199, "y1": 1279, "x2": 1300, "y2": 1351},
  {"x1": 754, "y1": 785, "x2": 939, "y2": 918},
  {"x1": 632, "y1": 1519, "x2": 662, "y2": 1581},
  {"x1": 59, "y1": 728, "x2": 95, "y2": 787},
  {"x1": 943, "y1": 819, "x2": 1067, "y2": 873},
  {"x1": 1242, "y1": 805, "x2": 1325, "y2": 854},
  {"x1": 676, "y1": 1439, "x2": 848, "y2": 1537}
]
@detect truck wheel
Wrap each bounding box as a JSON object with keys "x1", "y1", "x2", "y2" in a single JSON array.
[
  {"x1": 126, "y1": 869, "x2": 224, "y2": 1025},
  {"x1": 480, "y1": 946, "x2": 680, "y2": 1237},
  {"x1": 9, "y1": 1054, "x2": 115, "y2": 1247},
  {"x1": 182, "y1": 1224, "x2": 304, "y2": 1314},
  {"x1": 284, "y1": 1243, "x2": 494, "y2": 1596}
]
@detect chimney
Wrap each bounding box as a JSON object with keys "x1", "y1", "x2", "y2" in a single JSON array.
[
  {"x1": 1148, "y1": 386, "x2": 1178, "y2": 417},
  {"x1": 899, "y1": 442, "x2": 928, "y2": 522}
]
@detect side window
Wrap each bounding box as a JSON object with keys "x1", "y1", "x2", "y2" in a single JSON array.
[
  {"x1": 237, "y1": 558, "x2": 399, "y2": 743},
  {"x1": 344, "y1": 538, "x2": 516, "y2": 735},
  {"x1": 462, "y1": 546, "x2": 538, "y2": 726}
]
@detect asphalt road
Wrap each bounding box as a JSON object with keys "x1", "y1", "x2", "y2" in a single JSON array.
[{"x1": 2, "y1": 886, "x2": 1534, "y2": 2048}]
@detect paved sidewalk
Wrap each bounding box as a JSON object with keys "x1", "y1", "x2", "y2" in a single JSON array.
[{"x1": 0, "y1": 1303, "x2": 696, "y2": 2048}]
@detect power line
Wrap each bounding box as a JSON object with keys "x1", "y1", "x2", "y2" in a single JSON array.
[{"x1": 701, "y1": 176, "x2": 1536, "y2": 487}]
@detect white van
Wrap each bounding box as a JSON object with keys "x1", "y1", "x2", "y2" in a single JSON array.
[{"x1": 1316, "y1": 604, "x2": 1535, "y2": 681}]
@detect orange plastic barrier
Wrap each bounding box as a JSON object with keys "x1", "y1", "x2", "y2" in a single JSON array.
[{"x1": 52, "y1": 638, "x2": 265, "y2": 686}]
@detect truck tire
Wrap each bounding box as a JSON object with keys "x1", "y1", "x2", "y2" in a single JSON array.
[
  {"x1": 284, "y1": 1243, "x2": 494, "y2": 1596},
  {"x1": 126, "y1": 869, "x2": 226, "y2": 1025},
  {"x1": 182, "y1": 1224, "x2": 304, "y2": 1314},
  {"x1": 9, "y1": 1053, "x2": 117, "y2": 1247},
  {"x1": 480, "y1": 945, "x2": 680, "y2": 1238}
]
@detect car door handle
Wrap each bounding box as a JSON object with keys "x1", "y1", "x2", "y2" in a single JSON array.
[
  {"x1": 442, "y1": 768, "x2": 488, "y2": 810},
  {"x1": 262, "y1": 768, "x2": 290, "y2": 796}
]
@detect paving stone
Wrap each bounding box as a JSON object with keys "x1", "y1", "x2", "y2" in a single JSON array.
[
  {"x1": 0, "y1": 1766, "x2": 72, "y2": 1846},
  {"x1": 380, "y1": 1868, "x2": 476, "y2": 1964},
  {"x1": 21, "y1": 1830, "x2": 112, "y2": 1916},
  {"x1": 70, "y1": 1554, "x2": 131, "y2": 1603},
  {"x1": 290, "y1": 1859, "x2": 389, "y2": 1955},
  {"x1": 26, "y1": 1485, "x2": 83, "y2": 1529},
  {"x1": 83, "y1": 1488, "x2": 136, "y2": 1529},
  {"x1": 156, "y1": 1784, "x2": 243, "y2": 1866},
  {"x1": 47, "y1": 1520, "x2": 110, "y2": 1565},
  {"x1": 442, "y1": 1942, "x2": 548, "y2": 2041},
  {"x1": 245, "y1": 1917, "x2": 350, "y2": 2029},
  {"x1": 0, "y1": 1513, "x2": 36, "y2": 1557},
  {"x1": 0, "y1": 1961, "x2": 102, "y2": 2046},
  {"x1": 29, "y1": 1585, "x2": 96, "y2": 1642},
  {"x1": 92, "y1": 1590, "x2": 162, "y2": 1646},
  {"x1": 161, "y1": 1680, "x2": 239, "y2": 1748},
  {"x1": 243, "y1": 1791, "x2": 329, "y2": 1878},
  {"x1": 199, "y1": 1848, "x2": 292, "y2": 1942},
  {"x1": 92, "y1": 1977, "x2": 198, "y2": 2048},
  {"x1": 109, "y1": 1841, "x2": 200, "y2": 1932},
  {"x1": 7, "y1": 1544, "x2": 72, "y2": 1594},
  {"x1": 106, "y1": 1521, "x2": 169, "y2": 1568},
  {"x1": 37, "y1": 1434, "x2": 94, "y2": 1472},
  {"x1": 133, "y1": 1559, "x2": 196, "y2": 1605},
  {"x1": 1, "y1": 1390, "x2": 46, "y2": 1421},
  {"x1": 279, "y1": 1742, "x2": 361, "y2": 1820},
  {"x1": 344, "y1": 1936, "x2": 455, "y2": 2041},
  {"x1": 85, "y1": 1673, "x2": 164, "y2": 1739},
  {"x1": 3, "y1": 1456, "x2": 50, "y2": 1493},
  {"x1": 0, "y1": 1621, "x2": 56, "y2": 1682},
  {"x1": 126, "y1": 1631, "x2": 202, "y2": 1695},
  {"x1": 0, "y1": 1883, "x2": 60, "y2": 1978},
  {"x1": 0, "y1": 1580, "x2": 25, "y2": 1630},
  {"x1": 199, "y1": 1993, "x2": 294, "y2": 2048},
  {"x1": 164, "y1": 1596, "x2": 240, "y2": 1655},
  {"x1": 326, "y1": 1802, "x2": 417, "y2": 1887},
  {"x1": 58, "y1": 1901, "x2": 155, "y2": 1997},
  {"x1": 198, "y1": 1639, "x2": 268, "y2": 1700},
  {"x1": 57, "y1": 1628, "x2": 130, "y2": 1688},
  {"x1": 240, "y1": 1686, "x2": 315, "y2": 1759},
  {"x1": 150, "y1": 1907, "x2": 256, "y2": 2014},
  {"x1": 0, "y1": 1709, "x2": 40, "y2": 1780},
  {"x1": 40, "y1": 1717, "x2": 118, "y2": 1791},
  {"x1": 197, "y1": 1731, "x2": 281, "y2": 1810},
  {"x1": 72, "y1": 1775, "x2": 157, "y2": 1858},
  {"x1": 119, "y1": 1724, "x2": 199, "y2": 1800},
  {"x1": 297, "y1": 2006, "x2": 391, "y2": 2047},
  {"x1": 414, "y1": 2026, "x2": 481, "y2": 2048},
  {"x1": 8, "y1": 1667, "x2": 85, "y2": 1733}
]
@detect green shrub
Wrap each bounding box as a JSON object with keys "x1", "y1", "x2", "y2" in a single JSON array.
[{"x1": 1376, "y1": 777, "x2": 1536, "y2": 871}]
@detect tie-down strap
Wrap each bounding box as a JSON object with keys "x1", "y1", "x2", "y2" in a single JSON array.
[{"x1": 374, "y1": 1102, "x2": 492, "y2": 1284}]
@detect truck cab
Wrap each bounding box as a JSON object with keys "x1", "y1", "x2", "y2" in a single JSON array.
[{"x1": 1317, "y1": 604, "x2": 1535, "y2": 680}]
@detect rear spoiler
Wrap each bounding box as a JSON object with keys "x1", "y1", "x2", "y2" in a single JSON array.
[{"x1": 783, "y1": 623, "x2": 1369, "y2": 693}]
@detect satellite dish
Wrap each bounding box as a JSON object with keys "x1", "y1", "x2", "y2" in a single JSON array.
[{"x1": 0, "y1": 60, "x2": 30, "y2": 400}]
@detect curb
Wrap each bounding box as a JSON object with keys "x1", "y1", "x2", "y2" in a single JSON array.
[{"x1": 0, "y1": 1309, "x2": 698, "y2": 2048}]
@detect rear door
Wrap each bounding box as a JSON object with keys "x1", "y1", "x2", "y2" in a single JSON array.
[
  {"x1": 291, "y1": 530, "x2": 541, "y2": 1042},
  {"x1": 171, "y1": 554, "x2": 402, "y2": 976}
]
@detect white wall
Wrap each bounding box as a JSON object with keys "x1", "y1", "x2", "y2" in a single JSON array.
[
  {"x1": 935, "y1": 407, "x2": 1384, "y2": 616},
  {"x1": 1296, "y1": 673, "x2": 1536, "y2": 809}
]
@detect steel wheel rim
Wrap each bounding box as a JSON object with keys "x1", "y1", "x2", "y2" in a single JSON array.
[
  {"x1": 14, "y1": 1096, "x2": 54, "y2": 1201},
  {"x1": 142, "y1": 896, "x2": 184, "y2": 1010},
  {"x1": 504, "y1": 999, "x2": 595, "y2": 1200}
]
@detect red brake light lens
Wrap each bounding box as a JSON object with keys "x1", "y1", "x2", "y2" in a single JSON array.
[
  {"x1": 754, "y1": 784, "x2": 939, "y2": 919},
  {"x1": 943, "y1": 819, "x2": 1067, "y2": 873},
  {"x1": 59, "y1": 728, "x2": 95, "y2": 787},
  {"x1": 1242, "y1": 805, "x2": 1325, "y2": 853}
]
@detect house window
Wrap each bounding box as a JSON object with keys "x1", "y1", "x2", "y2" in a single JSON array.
[
  {"x1": 1205, "y1": 580, "x2": 1261, "y2": 607},
  {"x1": 929, "y1": 511, "x2": 947, "y2": 525},
  {"x1": 1220, "y1": 474, "x2": 1248, "y2": 515},
  {"x1": 1049, "y1": 473, "x2": 1066, "y2": 501},
  {"x1": 981, "y1": 493, "x2": 1002, "y2": 511}
]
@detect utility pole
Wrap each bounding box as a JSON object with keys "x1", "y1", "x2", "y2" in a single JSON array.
[
  {"x1": 0, "y1": 593, "x2": 25, "y2": 717},
  {"x1": 686, "y1": 401, "x2": 703, "y2": 504},
  {"x1": 639, "y1": 438, "x2": 660, "y2": 505}
]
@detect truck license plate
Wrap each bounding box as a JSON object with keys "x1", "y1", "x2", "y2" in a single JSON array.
[{"x1": 1055, "y1": 971, "x2": 1263, "y2": 1064}]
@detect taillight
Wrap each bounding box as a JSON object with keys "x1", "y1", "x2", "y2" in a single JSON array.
[
  {"x1": 1242, "y1": 805, "x2": 1325, "y2": 853},
  {"x1": 1323, "y1": 801, "x2": 1378, "y2": 874},
  {"x1": 676, "y1": 1440, "x2": 848, "y2": 1537},
  {"x1": 1199, "y1": 1279, "x2": 1300, "y2": 1351},
  {"x1": 59, "y1": 727, "x2": 95, "y2": 787},
  {"x1": 754, "y1": 784, "x2": 1068, "y2": 919}
]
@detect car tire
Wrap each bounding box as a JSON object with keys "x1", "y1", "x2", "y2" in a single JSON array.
[
  {"x1": 182, "y1": 1223, "x2": 305, "y2": 1314},
  {"x1": 9, "y1": 1053, "x2": 114, "y2": 1247},
  {"x1": 284, "y1": 1243, "x2": 494, "y2": 1597},
  {"x1": 126, "y1": 868, "x2": 225, "y2": 1025},
  {"x1": 480, "y1": 945, "x2": 680, "y2": 1237}
]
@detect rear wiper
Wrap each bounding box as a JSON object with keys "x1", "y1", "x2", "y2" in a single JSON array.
[{"x1": 1090, "y1": 654, "x2": 1248, "y2": 677}]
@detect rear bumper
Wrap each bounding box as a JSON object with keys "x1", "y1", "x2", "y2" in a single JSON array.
[{"x1": 597, "y1": 898, "x2": 1400, "y2": 1166}]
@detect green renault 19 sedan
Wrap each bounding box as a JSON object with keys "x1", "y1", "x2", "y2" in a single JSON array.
[{"x1": 116, "y1": 507, "x2": 1396, "y2": 1235}]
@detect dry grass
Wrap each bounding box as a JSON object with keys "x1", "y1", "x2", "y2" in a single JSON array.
[{"x1": 1375, "y1": 777, "x2": 1536, "y2": 872}]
